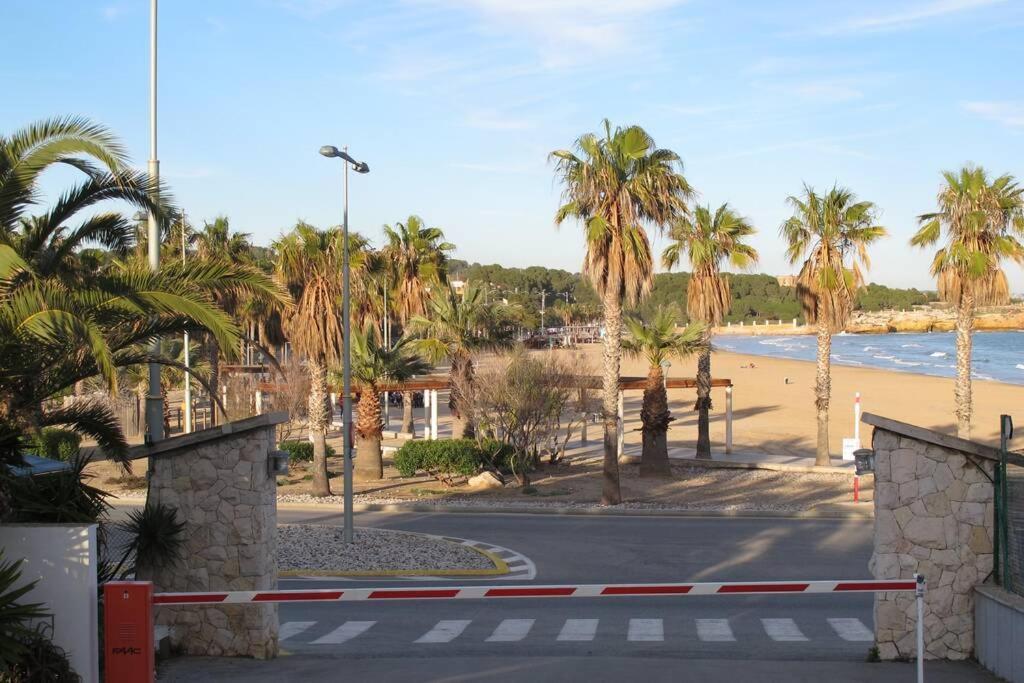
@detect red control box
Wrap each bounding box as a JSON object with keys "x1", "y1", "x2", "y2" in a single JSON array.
[{"x1": 104, "y1": 581, "x2": 154, "y2": 683}]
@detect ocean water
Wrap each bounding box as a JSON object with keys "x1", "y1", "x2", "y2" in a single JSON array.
[{"x1": 715, "y1": 330, "x2": 1024, "y2": 385}]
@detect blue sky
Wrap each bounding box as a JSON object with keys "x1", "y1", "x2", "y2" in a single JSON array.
[{"x1": 4, "y1": 0, "x2": 1024, "y2": 290}]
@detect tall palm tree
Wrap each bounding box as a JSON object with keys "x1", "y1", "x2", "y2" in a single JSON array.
[
  {"x1": 274, "y1": 222, "x2": 373, "y2": 497},
  {"x1": 662, "y1": 203, "x2": 758, "y2": 459},
  {"x1": 194, "y1": 216, "x2": 253, "y2": 422},
  {"x1": 622, "y1": 308, "x2": 704, "y2": 476},
  {"x1": 409, "y1": 284, "x2": 512, "y2": 439},
  {"x1": 338, "y1": 329, "x2": 430, "y2": 481},
  {"x1": 382, "y1": 215, "x2": 454, "y2": 435},
  {"x1": 781, "y1": 185, "x2": 886, "y2": 466},
  {"x1": 551, "y1": 119, "x2": 692, "y2": 504},
  {"x1": 911, "y1": 166, "x2": 1024, "y2": 439}
]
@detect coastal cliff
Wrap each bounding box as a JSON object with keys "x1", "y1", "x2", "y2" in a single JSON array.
[{"x1": 716, "y1": 305, "x2": 1024, "y2": 336}]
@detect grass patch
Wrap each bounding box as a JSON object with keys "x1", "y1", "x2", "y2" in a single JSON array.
[{"x1": 104, "y1": 474, "x2": 147, "y2": 489}]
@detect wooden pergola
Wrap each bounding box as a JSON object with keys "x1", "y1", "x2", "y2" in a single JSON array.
[{"x1": 256, "y1": 375, "x2": 735, "y2": 455}]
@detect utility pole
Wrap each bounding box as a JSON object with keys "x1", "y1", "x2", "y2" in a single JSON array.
[
  {"x1": 145, "y1": 0, "x2": 164, "y2": 444},
  {"x1": 182, "y1": 212, "x2": 192, "y2": 433}
]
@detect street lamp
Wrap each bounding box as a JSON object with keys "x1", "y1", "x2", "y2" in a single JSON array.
[
  {"x1": 320, "y1": 144, "x2": 370, "y2": 545},
  {"x1": 145, "y1": 0, "x2": 163, "y2": 445}
]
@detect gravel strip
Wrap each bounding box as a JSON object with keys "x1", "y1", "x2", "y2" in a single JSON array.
[{"x1": 277, "y1": 525, "x2": 494, "y2": 573}]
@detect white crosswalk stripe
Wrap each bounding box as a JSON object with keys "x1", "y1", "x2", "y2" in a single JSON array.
[
  {"x1": 486, "y1": 619, "x2": 535, "y2": 642},
  {"x1": 761, "y1": 618, "x2": 808, "y2": 642},
  {"x1": 827, "y1": 618, "x2": 874, "y2": 642},
  {"x1": 696, "y1": 619, "x2": 735, "y2": 642},
  {"x1": 415, "y1": 620, "x2": 472, "y2": 643},
  {"x1": 311, "y1": 621, "x2": 376, "y2": 644},
  {"x1": 627, "y1": 619, "x2": 664, "y2": 642},
  {"x1": 279, "y1": 621, "x2": 316, "y2": 641},
  {"x1": 557, "y1": 619, "x2": 599, "y2": 641}
]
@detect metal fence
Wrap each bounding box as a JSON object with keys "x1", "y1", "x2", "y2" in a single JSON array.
[{"x1": 996, "y1": 414, "x2": 1024, "y2": 597}]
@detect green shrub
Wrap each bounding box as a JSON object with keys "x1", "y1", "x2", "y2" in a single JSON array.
[
  {"x1": 394, "y1": 439, "x2": 501, "y2": 485},
  {"x1": 31, "y1": 428, "x2": 81, "y2": 462},
  {"x1": 279, "y1": 440, "x2": 335, "y2": 463}
]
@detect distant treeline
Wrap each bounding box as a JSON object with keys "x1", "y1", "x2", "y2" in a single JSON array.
[{"x1": 449, "y1": 259, "x2": 937, "y2": 326}]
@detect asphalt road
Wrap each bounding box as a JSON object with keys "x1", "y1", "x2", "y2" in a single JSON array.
[{"x1": 161, "y1": 510, "x2": 999, "y2": 681}]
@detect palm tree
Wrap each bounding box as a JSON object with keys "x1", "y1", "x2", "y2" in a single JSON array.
[
  {"x1": 338, "y1": 329, "x2": 430, "y2": 481},
  {"x1": 551, "y1": 119, "x2": 692, "y2": 504},
  {"x1": 781, "y1": 185, "x2": 886, "y2": 466},
  {"x1": 274, "y1": 222, "x2": 374, "y2": 497},
  {"x1": 194, "y1": 216, "x2": 253, "y2": 423},
  {"x1": 382, "y1": 215, "x2": 454, "y2": 435},
  {"x1": 911, "y1": 166, "x2": 1024, "y2": 439},
  {"x1": 409, "y1": 284, "x2": 511, "y2": 439},
  {"x1": 662, "y1": 203, "x2": 758, "y2": 459},
  {"x1": 622, "y1": 308, "x2": 704, "y2": 476}
]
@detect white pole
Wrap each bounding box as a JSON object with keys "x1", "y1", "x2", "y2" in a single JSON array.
[
  {"x1": 616, "y1": 390, "x2": 624, "y2": 459},
  {"x1": 382, "y1": 285, "x2": 389, "y2": 429},
  {"x1": 915, "y1": 573, "x2": 925, "y2": 683},
  {"x1": 341, "y1": 149, "x2": 354, "y2": 544},
  {"x1": 854, "y1": 392, "x2": 861, "y2": 442},
  {"x1": 430, "y1": 389, "x2": 438, "y2": 440},
  {"x1": 182, "y1": 212, "x2": 192, "y2": 434},
  {"x1": 144, "y1": 0, "x2": 164, "y2": 444},
  {"x1": 725, "y1": 385, "x2": 734, "y2": 454}
]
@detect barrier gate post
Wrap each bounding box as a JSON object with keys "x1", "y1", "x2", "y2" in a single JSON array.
[
  {"x1": 104, "y1": 581, "x2": 154, "y2": 683},
  {"x1": 916, "y1": 573, "x2": 925, "y2": 683}
]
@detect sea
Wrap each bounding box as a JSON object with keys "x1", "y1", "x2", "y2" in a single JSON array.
[{"x1": 715, "y1": 330, "x2": 1024, "y2": 386}]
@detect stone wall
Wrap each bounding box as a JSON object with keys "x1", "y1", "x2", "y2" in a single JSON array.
[
  {"x1": 134, "y1": 412, "x2": 287, "y2": 659},
  {"x1": 865, "y1": 413, "x2": 996, "y2": 661}
]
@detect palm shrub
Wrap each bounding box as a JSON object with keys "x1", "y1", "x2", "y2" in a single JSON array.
[
  {"x1": 781, "y1": 185, "x2": 886, "y2": 465},
  {"x1": 551, "y1": 120, "x2": 692, "y2": 504},
  {"x1": 340, "y1": 329, "x2": 430, "y2": 481},
  {"x1": 662, "y1": 203, "x2": 758, "y2": 458},
  {"x1": 911, "y1": 166, "x2": 1024, "y2": 439},
  {"x1": 622, "y1": 308, "x2": 704, "y2": 476}
]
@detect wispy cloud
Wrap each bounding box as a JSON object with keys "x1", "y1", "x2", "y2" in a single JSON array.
[
  {"x1": 813, "y1": 0, "x2": 1007, "y2": 36},
  {"x1": 465, "y1": 108, "x2": 531, "y2": 131},
  {"x1": 100, "y1": 4, "x2": 126, "y2": 21},
  {"x1": 962, "y1": 101, "x2": 1024, "y2": 128}
]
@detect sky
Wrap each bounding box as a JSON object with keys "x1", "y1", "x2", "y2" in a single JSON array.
[{"x1": 4, "y1": 0, "x2": 1024, "y2": 291}]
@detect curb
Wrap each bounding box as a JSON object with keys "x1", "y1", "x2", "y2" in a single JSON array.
[
  {"x1": 668, "y1": 458, "x2": 856, "y2": 476},
  {"x1": 108, "y1": 497, "x2": 873, "y2": 520}
]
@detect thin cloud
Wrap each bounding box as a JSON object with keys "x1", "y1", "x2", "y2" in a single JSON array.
[
  {"x1": 465, "y1": 109, "x2": 531, "y2": 131},
  {"x1": 962, "y1": 101, "x2": 1024, "y2": 128},
  {"x1": 813, "y1": 0, "x2": 1007, "y2": 35}
]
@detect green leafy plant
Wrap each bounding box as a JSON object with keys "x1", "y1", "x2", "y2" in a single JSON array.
[
  {"x1": 2, "y1": 622, "x2": 78, "y2": 682},
  {"x1": 393, "y1": 439, "x2": 498, "y2": 486},
  {"x1": 120, "y1": 503, "x2": 186, "y2": 578},
  {"x1": 278, "y1": 440, "x2": 335, "y2": 463},
  {"x1": 30, "y1": 429, "x2": 81, "y2": 462},
  {"x1": 0, "y1": 551, "x2": 48, "y2": 672}
]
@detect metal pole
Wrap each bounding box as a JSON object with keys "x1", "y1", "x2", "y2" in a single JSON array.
[
  {"x1": 854, "y1": 392, "x2": 861, "y2": 443},
  {"x1": 430, "y1": 389, "x2": 438, "y2": 440},
  {"x1": 616, "y1": 390, "x2": 624, "y2": 459},
  {"x1": 382, "y1": 285, "x2": 389, "y2": 429},
  {"x1": 915, "y1": 573, "x2": 925, "y2": 683},
  {"x1": 182, "y1": 213, "x2": 192, "y2": 433},
  {"x1": 145, "y1": 0, "x2": 164, "y2": 445},
  {"x1": 342, "y1": 149, "x2": 354, "y2": 545},
  {"x1": 725, "y1": 385, "x2": 734, "y2": 454}
]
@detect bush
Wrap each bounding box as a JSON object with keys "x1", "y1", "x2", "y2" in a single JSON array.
[
  {"x1": 279, "y1": 440, "x2": 335, "y2": 463},
  {"x1": 393, "y1": 439, "x2": 498, "y2": 486},
  {"x1": 31, "y1": 429, "x2": 81, "y2": 462}
]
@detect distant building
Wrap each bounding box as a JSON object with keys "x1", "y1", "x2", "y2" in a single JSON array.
[
  {"x1": 776, "y1": 275, "x2": 798, "y2": 288},
  {"x1": 450, "y1": 279, "x2": 466, "y2": 296}
]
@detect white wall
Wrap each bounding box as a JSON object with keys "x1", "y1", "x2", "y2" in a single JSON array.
[{"x1": 0, "y1": 524, "x2": 99, "y2": 683}]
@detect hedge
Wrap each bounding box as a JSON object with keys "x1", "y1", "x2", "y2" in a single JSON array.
[
  {"x1": 278, "y1": 440, "x2": 336, "y2": 463},
  {"x1": 393, "y1": 438, "x2": 513, "y2": 484},
  {"x1": 32, "y1": 428, "x2": 82, "y2": 461}
]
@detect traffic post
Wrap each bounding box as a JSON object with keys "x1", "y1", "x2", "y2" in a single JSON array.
[{"x1": 104, "y1": 581, "x2": 155, "y2": 683}]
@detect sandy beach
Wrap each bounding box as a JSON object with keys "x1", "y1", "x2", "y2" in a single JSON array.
[{"x1": 566, "y1": 344, "x2": 1023, "y2": 460}]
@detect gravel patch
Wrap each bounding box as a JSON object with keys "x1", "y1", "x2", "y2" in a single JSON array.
[{"x1": 277, "y1": 525, "x2": 495, "y2": 573}]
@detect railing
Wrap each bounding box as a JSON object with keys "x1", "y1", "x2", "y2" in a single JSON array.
[{"x1": 996, "y1": 415, "x2": 1024, "y2": 597}]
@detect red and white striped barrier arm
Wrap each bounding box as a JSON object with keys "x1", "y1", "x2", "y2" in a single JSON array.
[{"x1": 153, "y1": 579, "x2": 917, "y2": 606}]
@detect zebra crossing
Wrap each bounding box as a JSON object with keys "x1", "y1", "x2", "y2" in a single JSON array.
[{"x1": 278, "y1": 615, "x2": 875, "y2": 647}]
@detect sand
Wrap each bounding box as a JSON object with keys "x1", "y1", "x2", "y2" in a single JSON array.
[{"x1": 562, "y1": 344, "x2": 1023, "y2": 460}]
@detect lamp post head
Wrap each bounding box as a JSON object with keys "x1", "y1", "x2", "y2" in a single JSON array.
[
  {"x1": 353, "y1": 162, "x2": 370, "y2": 174},
  {"x1": 319, "y1": 145, "x2": 341, "y2": 158}
]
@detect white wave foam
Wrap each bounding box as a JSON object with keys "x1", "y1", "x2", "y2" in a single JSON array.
[
  {"x1": 1016, "y1": 364, "x2": 1024, "y2": 371},
  {"x1": 929, "y1": 352, "x2": 947, "y2": 357},
  {"x1": 901, "y1": 343, "x2": 922, "y2": 348},
  {"x1": 873, "y1": 354, "x2": 896, "y2": 360}
]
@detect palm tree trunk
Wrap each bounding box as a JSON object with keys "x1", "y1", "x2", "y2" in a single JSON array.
[
  {"x1": 402, "y1": 392, "x2": 415, "y2": 435},
  {"x1": 695, "y1": 328, "x2": 713, "y2": 459},
  {"x1": 355, "y1": 386, "x2": 384, "y2": 481},
  {"x1": 640, "y1": 364, "x2": 672, "y2": 477},
  {"x1": 307, "y1": 358, "x2": 332, "y2": 496},
  {"x1": 955, "y1": 294, "x2": 975, "y2": 440},
  {"x1": 450, "y1": 355, "x2": 475, "y2": 439},
  {"x1": 208, "y1": 338, "x2": 220, "y2": 427},
  {"x1": 600, "y1": 287, "x2": 623, "y2": 504},
  {"x1": 814, "y1": 319, "x2": 832, "y2": 467}
]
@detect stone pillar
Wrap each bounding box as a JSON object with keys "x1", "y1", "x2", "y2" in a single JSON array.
[
  {"x1": 866, "y1": 414, "x2": 995, "y2": 661},
  {"x1": 136, "y1": 412, "x2": 288, "y2": 659}
]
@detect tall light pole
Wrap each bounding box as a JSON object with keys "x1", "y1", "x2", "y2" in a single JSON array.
[
  {"x1": 319, "y1": 144, "x2": 370, "y2": 544},
  {"x1": 145, "y1": 0, "x2": 163, "y2": 444}
]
